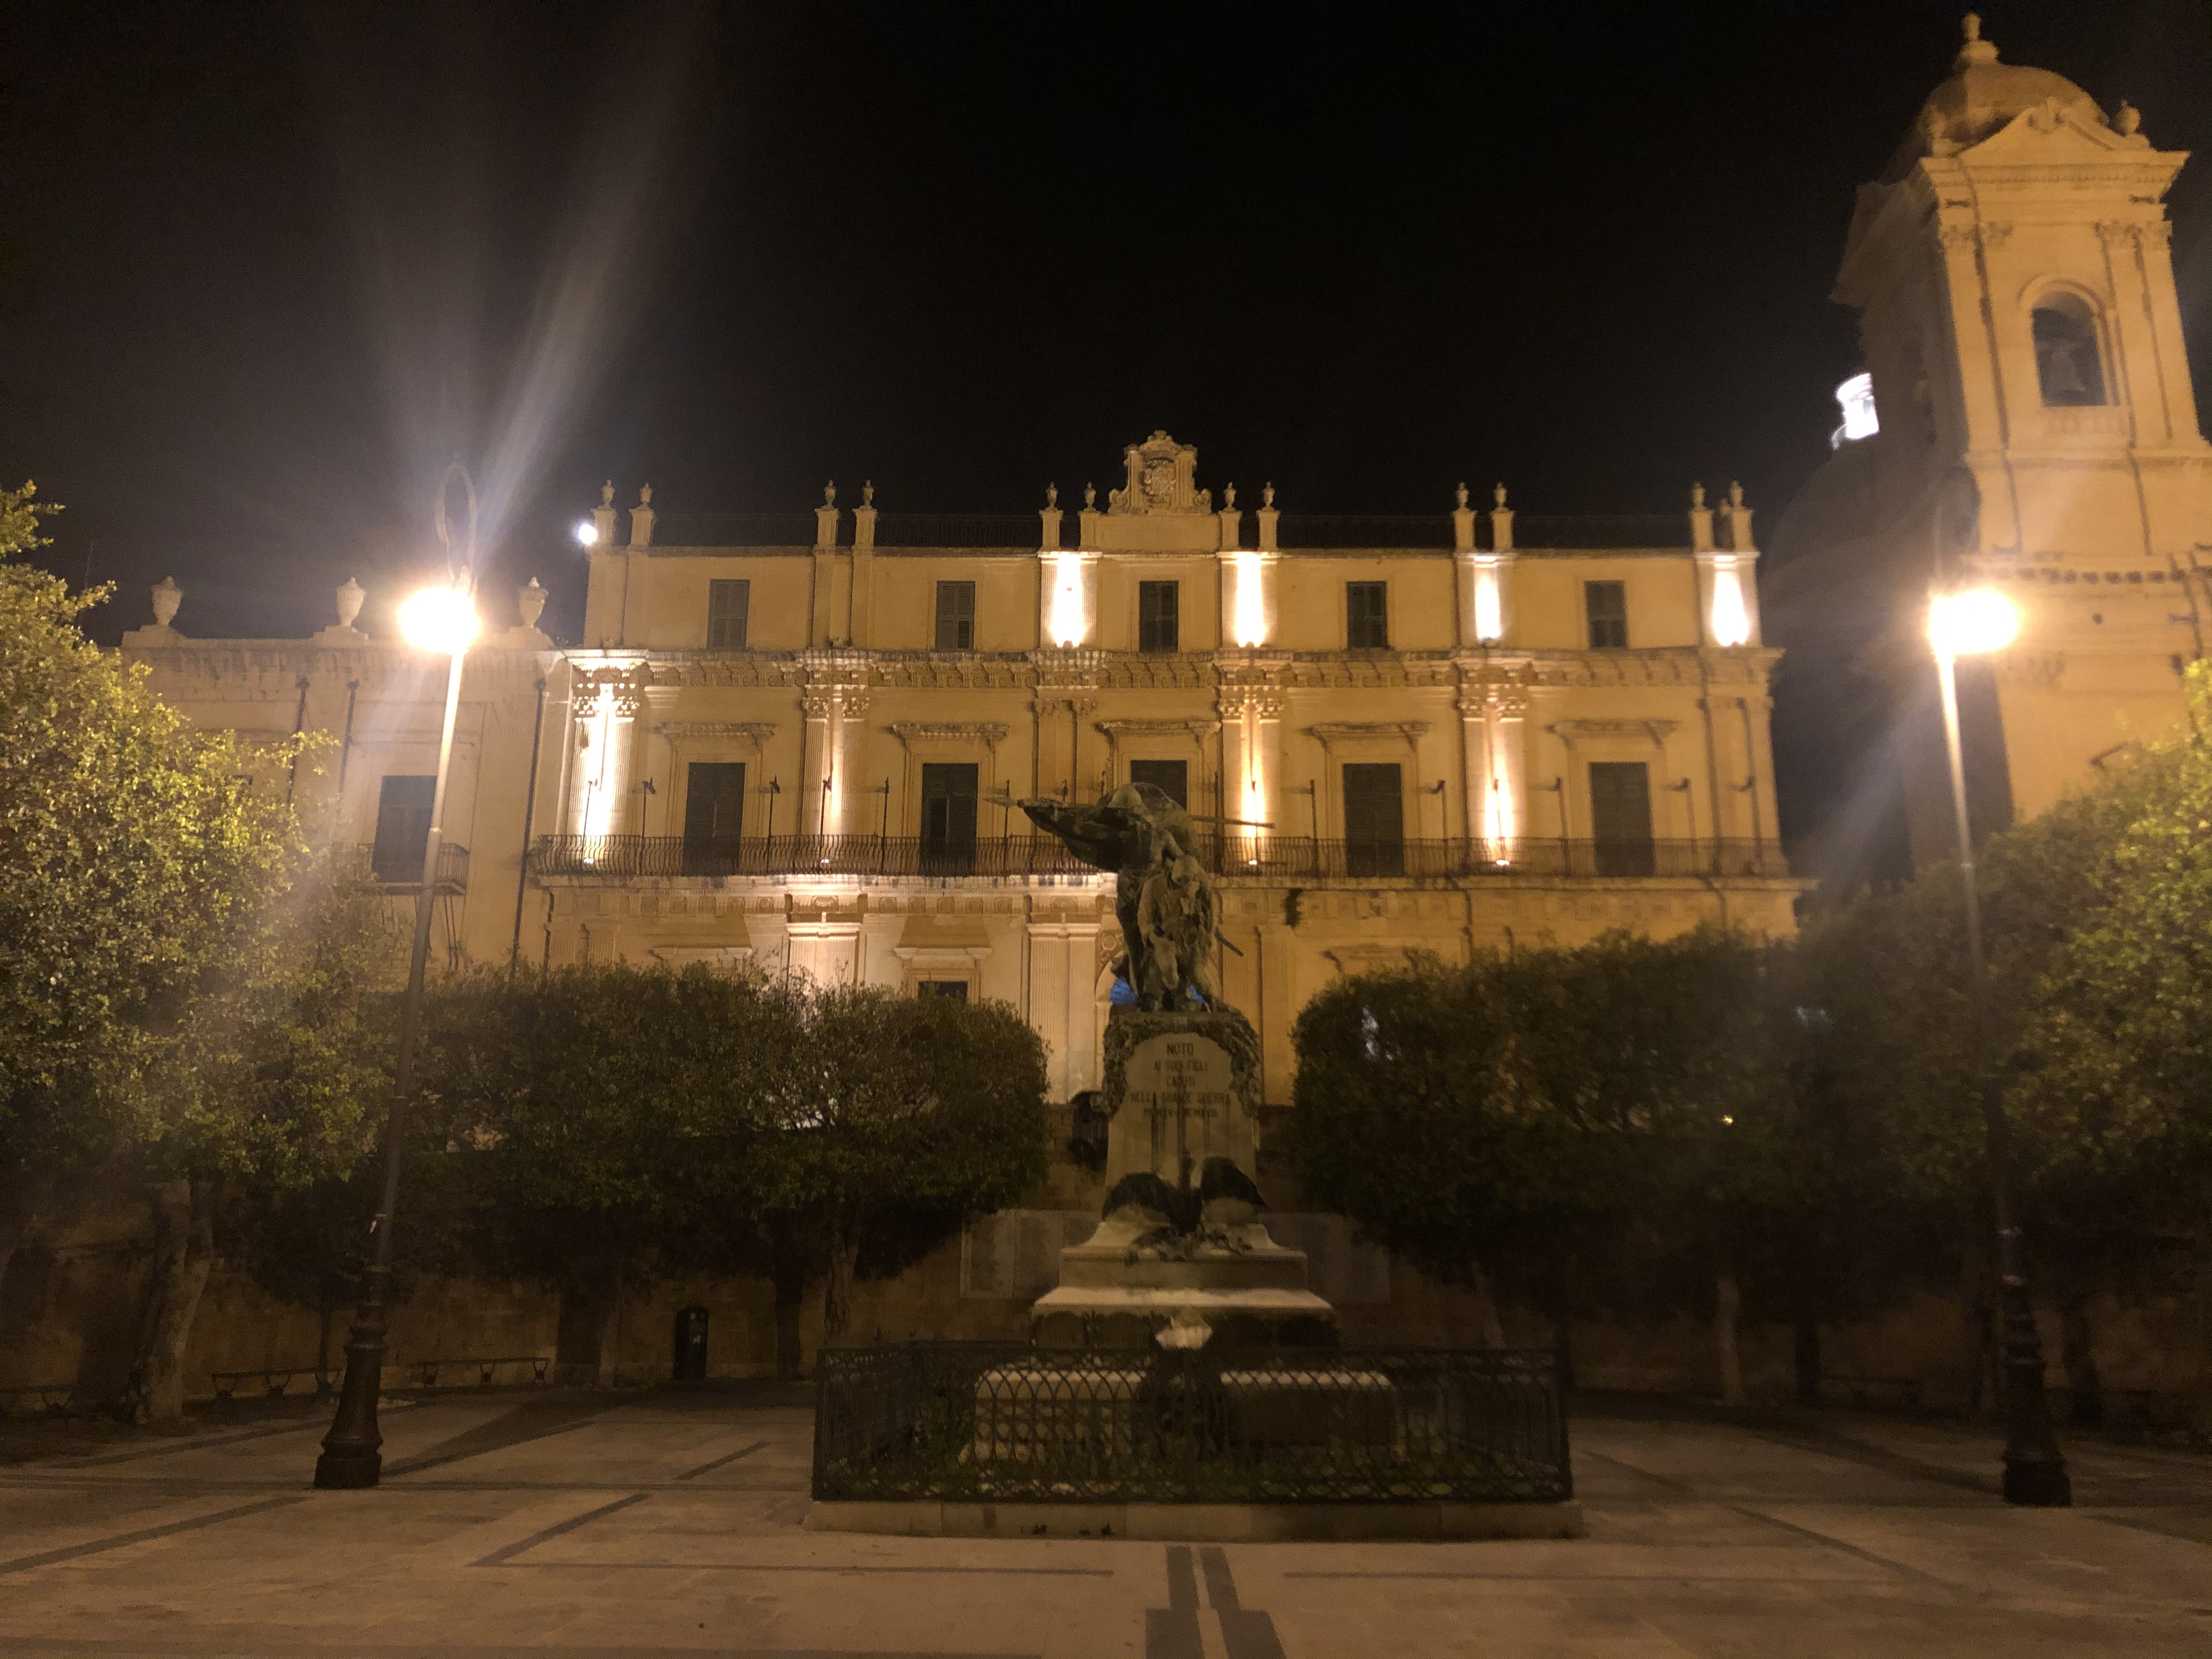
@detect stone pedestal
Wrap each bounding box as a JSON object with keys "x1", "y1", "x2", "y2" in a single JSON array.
[{"x1": 1031, "y1": 1006, "x2": 1335, "y2": 1349}]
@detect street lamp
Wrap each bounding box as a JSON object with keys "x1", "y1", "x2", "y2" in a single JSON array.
[
  {"x1": 315, "y1": 465, "x2": 481, "y2": 1490},
  {"x1": 1927, "y1": 586, "x2": 2070, "y2": 1508}
]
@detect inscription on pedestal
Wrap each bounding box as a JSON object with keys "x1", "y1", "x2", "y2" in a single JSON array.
[{"x1": 1107, "y1": 1031, "x2": 1254, "y2": 1187}]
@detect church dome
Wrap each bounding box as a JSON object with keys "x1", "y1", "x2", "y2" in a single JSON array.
[{"x1": 1881, "y1": 13, "x2": 2106, "y2": 181}]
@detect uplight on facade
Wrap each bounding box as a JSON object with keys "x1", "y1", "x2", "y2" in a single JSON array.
[
  {"x1": 1473, "y1": 559, "x2": 1504, "y2": 644},
  {"x1": 1708, "y1": 556, "x2": 1751, "y2": 648},
  {"x1": 1232, "y1": 552, "x2": 1269, "y2": 647},
  {"x1": 1047, "y1": 552, "x2": 1089, "y2": 647}
]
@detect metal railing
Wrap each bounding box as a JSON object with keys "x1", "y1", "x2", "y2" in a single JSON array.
[
  {"x1": 532, "y1": 833, "x2": 1790, "y2": 881},
  {"x1": 352, "y1": 841, "x2": 470, "y2": 892},
  {"x1": 211, "y1": 1368, "x2": 331, "y2": 1404},
  {"x1": 812, "y1": 1344, "x2": 1571, "y2": 1505}
]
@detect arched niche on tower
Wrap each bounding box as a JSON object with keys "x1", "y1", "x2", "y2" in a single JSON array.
[{"x1": 2025, "y1": 287, "x2": 2111, "y2": 408}]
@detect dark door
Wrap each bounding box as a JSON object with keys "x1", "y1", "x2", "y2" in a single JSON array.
[
  {"x1": 682, "y1": 762, "x2": 745, "y2": 874},
  {"x1": 1342, "y1": 763, "x2": 1404, "y2": 877},
  {"x1": 1128, "y1": 758, "x2": 1188, "y2": 808},
  {"x1": 920, "y1": 763, "x2": 979, "y2": 874},
  {"x1": 672, "y1": 1306, "x2": 709, "y2": 1382},
  {"x1": 371, "y1": 775, "x2": 435, "y2": 880},
  {"x1": 1589, "y1": 761, "x2": 1656, "y2": 875}
]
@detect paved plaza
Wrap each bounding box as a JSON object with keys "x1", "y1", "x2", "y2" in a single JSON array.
[{"x1": 1, "y1": 1385, "x2": 2209, "y2": 1658}]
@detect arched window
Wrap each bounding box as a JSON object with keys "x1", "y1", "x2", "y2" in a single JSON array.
[{"x1": 2031, "y1": 293, "x2": 2108, "y2": 407}]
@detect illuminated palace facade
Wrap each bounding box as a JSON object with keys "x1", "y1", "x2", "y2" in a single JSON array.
[{"x1": 127, "y1": 429, "x2": 1794, "y2": 1109}]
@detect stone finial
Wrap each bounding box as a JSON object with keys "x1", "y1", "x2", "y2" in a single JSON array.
[
  {"x1": 1957, "y1": 12, "x2": 1997, "y2": 70},
  {"x1": 151, "y1": 577, "x2": 181, "y2": 628},
  {"x1": 1224, "y1": 482, "x2": 1237, "y2": 509},
  {"x1": 862, "y1": 480, "x2": 874, "y2": 507},
  {"x1": 1455, "y1": 482, "x2": 1469, "y2": 510},
  {"x1": 517, "y1": 577, "x2": 547, "y2": 629},
  {"x1": 1691, "y1": 482, "x2": 1707, "y2": 510},
  {"x1": 1262, "y1": 483, "x2": 1275, "y2": 509},
  {"x1": 824, "y1": 480, "x2": 837, "y2": 507},
  {"x1": 336, "y1": 576, "x2": 366, "y2": 630},
  {"x1": 601, "y1": 479, "x2": 614, "y2": 508},
  {"x1": 2115, "y1": 100, "x2": 2142, "y2": 137},
  {"x1": 1493, "y1": 483, "x2": 1507, "y2": 509},
  {"x1": 639, "y1": 483, "x2": 653, "y2": 505},
  {"x1": 1728, "y1": 481, "x2": 1745, "y2": 509},
  {"x1": 1084, "y1": 483, "x2": 1097, "y2": 509},
  {"x1": 1045, "y1": 482, "x2": 1058, "y2": 509}
]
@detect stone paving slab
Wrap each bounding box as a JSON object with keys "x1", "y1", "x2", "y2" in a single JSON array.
[{"x1": 0, "y1": 1388, "x2": 2206, "y2": 1658}]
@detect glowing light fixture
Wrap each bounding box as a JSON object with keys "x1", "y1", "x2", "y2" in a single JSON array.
[
  {"x1": 574, "y1": 518, "x2": 599, "y2": 546},
  {"x1": 1709, "y1": 556, "x2": 1751, "y2": 648},
  {"x1": 1232, "y1": 552, "x2": 1269, "y2": 647},
  {"x1": 1928, "y1": 588, "x2": 2020, "y2": 658},
  {"x1": 397, "y1": 583, "x2": 480, "y2": 654},
  {"x1": 1832, "y1": 372, "x2": 1879, "y2": 447},
  {"x1": 1473, "y1": 561, "x2": 1504, "y2": 644},
  {"x1": 1047, "y1": 552, "x2": 1088, "y2": 647}
]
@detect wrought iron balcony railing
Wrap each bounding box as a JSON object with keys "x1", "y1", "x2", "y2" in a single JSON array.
[
  {"x1": 354, "y1": 841, "x2": 470, "y2": 892},
  {"x1": 531, "y1": 833, "x2": 1790, "y2": 882}
]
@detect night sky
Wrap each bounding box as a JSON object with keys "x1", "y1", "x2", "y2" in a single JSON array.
[{"x1": 3, "y1": 1, "x2": 2209, "y2": 843}]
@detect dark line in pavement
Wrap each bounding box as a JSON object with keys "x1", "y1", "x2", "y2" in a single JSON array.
[
  {"x1": 46, "y1": 1420, "x2": 333, "y2": 1468},
  {"x1": 471, "y1": 1493, "x2": 650, "y2": 1566},
  {"x1": 1728, "y1": 1505, "x2": 1959, "y2": 1589},
  {"x1": 0, "y1": 1496, "x2": 308, "y2": 1575},
  {"x1": 675, "y1": 1439, "x2": 770, "y2": 1480},
  {"x1": 1165, "y1": 1546, "x2": 1198, "y2": 1609},
  {"x1": 1198, "y1": 1546, "x2": 1239, "y2": 1609},
  {"x1": 1198, "y1": 1547, "x2": 1286, "y2": 1659},
  {"x1": 1733, "y1": 1425, "x2": 2000, "y2": 1498},
  {"x1": 386, "y1": 1398, "x2": 629, "y2": 1479},
  {"x1": 1577, "y1": 1448, "x2": 1701, "y2": 1494},
  {"x1": 1284, "y1": 1571, "x2": 1891, "y2": 1582},
  {"x1": 482, "y1": 1562, "x2": 1111, "y2": 1575}
]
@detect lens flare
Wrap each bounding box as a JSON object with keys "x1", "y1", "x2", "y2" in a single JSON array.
[
  {"x1": 398, "y1": 585, "x2": 480, "y2": 653},
  {"x1": 1928, "y1": 589, "x2": 2020, "y2": 658}
]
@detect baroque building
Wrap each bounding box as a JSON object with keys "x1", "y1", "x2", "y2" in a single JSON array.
[
  {"x1": 1771, "y1": 15, "x2": 2211, "y2": 872},
  {"x1": 126, "y1": 429, "x2": 1795, "y2": 1113}
]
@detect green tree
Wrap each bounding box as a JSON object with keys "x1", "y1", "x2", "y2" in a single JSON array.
[{"x1": 1, "y1": 483, "x2": 325, "y2": 1299}]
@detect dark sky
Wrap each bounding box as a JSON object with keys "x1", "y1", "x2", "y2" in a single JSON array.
[{"x1": 3, "y1": 1, "x2": 2208, "y2": 659}]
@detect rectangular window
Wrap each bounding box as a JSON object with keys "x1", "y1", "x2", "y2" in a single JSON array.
[
  {"x1": 370, "y1": 775, "x2": 435, "y2": 881},
  {"x1": 1588, "y1": 760, "x2": 1656, "y2": 877},
  {"x1": 1346, "y1": 581, "x2": 1389, "y2": 649},
  {"x1": 707, "y1": 579, "x2": 750, "y2": 648},
  {"x1": 1584, "y1": 580, "x2": 1629, "y2": 650},
  {"x1": 920, "y1": 762, "x2": 980, "y2": 874},
  {"x1": 917, "y1": 979, "x2": 970, "y2": 1001},
  {"x1": 1138, "y1": 581, "x2": 1180, "y2": 653},
  {"x1": 934, "y1": 580, "x2": 976, "y2": 650},
  {"x1": 1342, "y1": 762, "x2": 1404, "y2": 878},
  {"x1": 1127, "y1": 758, "x2": 1189, "y2": 808},
  {"x1": 681, "y1": 761, "x2": 745, "y2": 874}
]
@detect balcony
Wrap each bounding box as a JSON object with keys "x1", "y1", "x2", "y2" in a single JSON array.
[
  {"x1": 530, "y1": 834, "x2": 1791, "y2": 883},
  {"x1": 354, "y1": 841, "x2": 470, "y2": 893}
]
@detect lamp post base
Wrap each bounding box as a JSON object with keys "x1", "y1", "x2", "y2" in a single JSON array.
[
  {"x1": 2002, "y1": 1453, "x2": 2072, "y2": 1508},
  {"x1": 312, "y1": 1328, "x2": 388, "y2": 1490}
]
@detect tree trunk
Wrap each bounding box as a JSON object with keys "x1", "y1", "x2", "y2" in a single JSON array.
[
  {"x1": 1467, "y1": 1261, "x2": 1507, "y2": 1348},
  {"x1": 2059, "y1": 1293, "x2": 2104, "y2": 1427},
  {"x1": 1792, "y1": 1313, "x2": 1822, "y2": 1406},
  {"x1": 0, "y1": 1169, "x2": 53, "y2": 1310},
  {"x1": 770, "y1": 1223, "x2": 809, "y2": 1380},
  {"x1": 821, "y1": 1223, "x2": 861, "y2": 1350},
  {"x1": 1960, "y1": 1250, "x2": 1997, "y2": 1420},
  {"x1": 134, "y1": 1180, "x2": 216, "y2": 1426},
  {"x1": 1714, "y1": 1268, "x2": 1746, "y2": 1408}
]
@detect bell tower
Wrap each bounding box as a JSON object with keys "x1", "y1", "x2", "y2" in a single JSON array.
[{"x1": 1787, "y1": 14, "x2": 2211, "y2": 867}]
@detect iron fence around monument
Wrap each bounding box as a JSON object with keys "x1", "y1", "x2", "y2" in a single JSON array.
[{"x1": 812, "y1": 1344, "x2": 1570, "y2": 1505}]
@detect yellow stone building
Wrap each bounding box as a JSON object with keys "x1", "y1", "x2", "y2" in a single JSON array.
[
  {"x1": 1771, "y1": 16, "x2": 2211, "y2": 866},
  {"x1": 126, "y1": 428, "x2": 1795, "y2": 1112}
]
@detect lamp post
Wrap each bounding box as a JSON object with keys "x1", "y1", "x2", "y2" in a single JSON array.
[
  {"x1": 1927, "y1": 588, "x2": 2070, "y2": 1507},
  {"x1": 315, "y1": 466, "x2": 482, "y2": 1490}
]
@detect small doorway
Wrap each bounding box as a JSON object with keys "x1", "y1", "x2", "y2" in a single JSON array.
[
  {"x1": 672, "y1": 1306, "x2": 709, "y2": 1382},
  {"x1": 1128, "y1": 758, "x2": 1188, "y2": 808},
  {"x1": 1342, "y1": 763, "x2": 1404, "y2": 877},
  {"x1": 1589, "y1": 761, "x2": 1656, "y2": 876},
  {"x1": 681, "y1": 761, "x2": 745, "y2": 875},
  {"x1": 920, "y1": 763, "x2": 979, "y2": 874}
]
